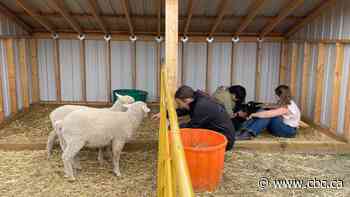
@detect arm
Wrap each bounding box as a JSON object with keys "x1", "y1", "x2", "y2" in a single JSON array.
[
  {"x1": 176, "y1": 108, "x2": 189, "y2": 117},
  {"x1": 251, "y1": 107, "x2": 289, "y2": 119},
  {"x1": 180, "y1": 103, "x2": 209, "y2": 128}
]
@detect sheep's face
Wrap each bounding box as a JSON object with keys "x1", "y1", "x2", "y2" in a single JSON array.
[
  {"x1": 124, "y1": 102, "x2": 150, "y2": 117},
  {"x1": 116, "y1": 93, "x2": 135, "y2": 104}
]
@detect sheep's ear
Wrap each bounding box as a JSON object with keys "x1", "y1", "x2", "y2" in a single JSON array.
[
  {"x1": 142, "y1": 105, "x2": 151, "y2": 113},
  {"x1": 115, "y1": 93, "x2": 122, "y2": 98}
]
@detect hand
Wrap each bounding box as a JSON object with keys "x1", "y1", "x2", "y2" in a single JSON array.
[
  {"x1": 151, "y1": 113, "x2": 161, "y2": 120},
  {"x1": 237, "y1": 111, "x2": 248, "y2": 118},
  {"x1": 247, "y1": 113, "x2": 257, "y2": 120}
]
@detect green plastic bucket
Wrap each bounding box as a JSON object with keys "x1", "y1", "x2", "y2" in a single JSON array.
[{"x1": 112, "y1": 89, "x2": 148, "y2": 103}]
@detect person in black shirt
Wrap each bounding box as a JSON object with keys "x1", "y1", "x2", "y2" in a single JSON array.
[{"x1": 153, "y1": 85, "x2": 236, "y2": 151}]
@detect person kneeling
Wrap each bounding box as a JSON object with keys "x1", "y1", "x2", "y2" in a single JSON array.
[{"x1": 236, "y1": 85, "x2": 300, "y2": 140}]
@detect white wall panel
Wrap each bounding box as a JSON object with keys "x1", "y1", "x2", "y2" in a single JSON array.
[
  {"x1": 233, "y1": 42, "x2": 257, "y2": 102},
  {"x1": 59, "y1": 39, "x2": 82, "y2": 101},
  {"x1": 37, "y1": 39, "x2": 56, "y2": 101},
  {"x1": 208, "y1": 42, "x2": 232, "y2": 94},
  {"x1": 259, "y1": 42, "x2": 281, "y2": 103},
  {"x1": 111, "y1": 41, "x2": 133, "y2": 94},
  {"x1": 14, "y1": 40, "x2": 23, "y2": 110},
  {"x1": 26, "y1": 41, "x2": 33, "y2": 104},
  {"x1": 182, "y1": 42, "x2": 207, "y2": 91},
  {"x1": 295, "y1": 43, "x2": 304, "y2": 106},
  {"x1": 85, "y1": 40, "x2": 108, "y2": 102},
  {"x1": 306, "y1": 44, "x2": 318, "y2": 119},
  {"x1": 136, "y1": 41, "x2": 157, "y2": 101}
]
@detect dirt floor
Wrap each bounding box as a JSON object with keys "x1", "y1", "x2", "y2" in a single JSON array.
[
  {"x1": 0, "y1": 104, "x2": 348, "y2": 196},
  {"x1": 0, "y1": 149, "x2": 349, "y2": 197}
]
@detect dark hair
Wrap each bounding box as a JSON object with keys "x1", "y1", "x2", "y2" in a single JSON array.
[
  {"x1": 175, "y1": 85, "x2": 194, "y2": 99},
  {"x1": 228, "y1": 85, "x2": 246, "y2": 104},
  {"x1": 275, "y1": 85, "x2": 291, "y2": 105}
]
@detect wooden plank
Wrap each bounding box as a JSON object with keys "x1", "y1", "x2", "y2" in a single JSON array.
[
  {"x1": 53, "y1": 39, "x2": 61, "y2": 102},
  {"x1": 18, "y1": 39, "x2": 30, "y2": 111},
  {"x1": 330, "y1": 43, "x2": 344, "y2": 132},
  {"x1": 0, "y1": 2, "x2": 32, "y2": 33},
  {"x1": 165, "y1": 0, "x2": 179, "y2": 94},
  {"x1": 208, "y1": 0, "x2": 229, "y2": 37},
  {"x1": 206, "y1": 43, "x2": 213, "y2": 92},
  {"x1": 286, "y1": 0, "x2": 338, "y2": 37},
  {"x1": 47, "y1": 0, "x2": 83, "y2": 35},
  {"x1": 255, "y1": 42, "x2": 262, "y2": 101},
  {"x1": 86, "y1": 0, "x2": 108, "y2": 34},
  {"x1": 121, "y1": 0, "x2": 135, "y2": 36},
  {"x1": 157, "y1": 0, "x2": 162, "y2": 37},
  {"x1": 0, "y1": 42, "x2": 4, "y2": 122},
  {"x1": 279, "y1": 41, "x2": 288, "y2": 84},
  {"x1": 344, "y1": 64, "x2": 350, "y2": 142},
  {"x1": 156, "y1": 43, "x2": 161, "y2": 98},
  {"x1": 5, "y1": 39, "x2": 17, "y2": 114},
  {"x1": 290, "y1": 42, "x2": 298, "y2": 97},
  {"x1": 234, "y1": 0, "x2": 265, "y2": 35},
  {"x1": 313, "y1": 43, "x2": 325, "y2": 124},
  {"x1": 106, "y1": 41, "x2": 112, "y2": 102},
  {"x1": 260, "y1": 0, "x2": 304, "y2": 38},
  {"x1": 183, "y1": 0, "x2": 195, "y2": 36},
  {"x1": 16, "y1": 0, "x2": 55, "y2": 34},
  {"x1": 80, "y1": 40, "x2": 86, "y2": 102},
  {"x1": 300, "y1": 42, "x2": 310, "y2": 116},
  {"x1": 30, "y1": 39, "x2": 39, "y2": 103}
]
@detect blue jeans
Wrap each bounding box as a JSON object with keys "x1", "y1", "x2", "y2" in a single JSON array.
[{"x1": 242, "y1": 116, "x2": 296, "y2": 138}]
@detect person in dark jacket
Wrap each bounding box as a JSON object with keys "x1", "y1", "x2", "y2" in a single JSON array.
[{"x1": 153, "y1": 85, "x2": 236, "y2": 150}]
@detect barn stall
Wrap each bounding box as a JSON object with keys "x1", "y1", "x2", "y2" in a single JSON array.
[{"x1": 0, "y1": 0, "x2": 349, "y2": 196}]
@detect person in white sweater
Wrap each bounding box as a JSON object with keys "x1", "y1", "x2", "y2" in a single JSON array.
[{"x1": 236, "y1": 85, "x2": 300, "y2": 140}]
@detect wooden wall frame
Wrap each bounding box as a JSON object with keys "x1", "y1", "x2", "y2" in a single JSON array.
[{"x1": 5, "y1": 39, "x2": 17, "y2": 114}]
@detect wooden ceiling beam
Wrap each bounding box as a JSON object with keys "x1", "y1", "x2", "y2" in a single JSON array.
[
  {"x1": 121, "y1": 0, "x2": 134, "y2": 36},
  {"x1": 86, "y1": 0, "x2": 108, "y2": 34},
  {"x1": 286, "y1": 0, "x2": 337, "y2": 37},
  {"x1": 234, "y1": 0, "x2": 265, "y2": 36},
  {"x1": 47, "y1": 0, "x2": 83, "y2": 35},
  {"x1": 183, "y1": 0, "x2": 195, "y2": 36},
  {"x1": 16, "y1": 0, "x2": 55, "y2": 34},
  {"x1": 157, "y1": 0, "x2": 162, "y2": 37},
  {"x1": 260, "y1": 0, "x2": 304, "y2": 38},
  {"x1": 208, "y1": 0, "x2": 230, "y2": 37},
  {"x1": 0, "y1": 2, "x2": 32, "y2": 33}
]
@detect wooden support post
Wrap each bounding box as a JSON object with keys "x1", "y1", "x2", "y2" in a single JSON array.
[
  {"x1": 53, "y1": 39, "x2": 61, "y2": 102},
  {"x1": 330, "y1": 43, "x2": 344, "y2": 132},
  {"x1": 30, "y1": 39, "x2": 39, "y2": 103},
  {"x1": 290, "y1": 42, "x2": 298, "y2": 97},
  {"x1": 300, "y1": 42, "x2": 310, "y2": 116},
  {"x1": 206, "y1": 42, "x2": 213, "y2": 92},
  {"x1": 255, "y1": 41, "x2": 262, "y2": 101},
  {"x1": 0, "y1": 43, "x2": 4, "y2": 122},
  {"x1": 313, "y1": 43, "x2": 325, "y2": 124},
  {"x1": 279, "y1": 41, "x2": 288, "y2": 84},
  {"x1": 230, "y1": 42, "x2": 236, "y2": 84},
  {"x1": 156, "y1": 42, "x2": 161, "y2": 98},
  {"x1": 106, "y1": 41, "x2": 111, "y2": 102},
  {"x1": 131, "y1": 42, "x2": 137, "y2": 89},
  {"x1": 18, "y1": 39, "x2": 30, "y2": 111},
  {"x1": 344, "y1": 64, "x2": 350, "y2": 142},
  {"x1": 5, "y1": 39, "x2": 17, "y2": 114},
  {"x1": 80, "y1": 40, "x2": 86, "y2": 102},
  {"x1": 165, "y1": 0, "x2": 178, "y2": 94}
]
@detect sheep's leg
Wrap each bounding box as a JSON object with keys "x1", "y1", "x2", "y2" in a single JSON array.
[
  {"x1": 111, "y1": 140, "x2": 125, "y2": 177},
  {"x1": 62, "y1": 141, "x2": 84, "y2": 180},
  {"x1": 97, "y1": 148, "x2": 105, "y2": 165},
  {"x1": 72, "y1": 156, "x2": 82, "y2": 170},
  {"x1": 47, "y1": 130, "x2": 57, "y2": 159}
]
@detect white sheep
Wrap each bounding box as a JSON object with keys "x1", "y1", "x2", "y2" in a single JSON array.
[
  {"x1": 47, "y1": 93, "x2": 135, "y2": 160},
  {"x1": 58, "y1": 101, "x2": 150, "y2": 180}
]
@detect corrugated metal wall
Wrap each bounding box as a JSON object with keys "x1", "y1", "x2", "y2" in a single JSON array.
[
  {"x1": 111, "y1": 41, "x2": 133, "y2": 94},
  {"x1": 38, "y1": 39, "x2": 56, "y2": 101},
  {"x1": 306, "y1": 44, "x2": 318, "y2": 119},
  {"x1": 259, "y1": 42, "x2": 281, "y2": 103},
  {"x1": 182, "y1": 42, "x2": 207, "y2": 91},
  {"x1": 59, "y1": 39, "x2": 82, "y2": 101},
  {"x1": 0, "y1": 13, "x2": 28, "y2": 36},
  {"x1": 85, "y1": 40, "x2": 108, "y2": 102},
  {"x1": 0, "y1": 40, "x2": 11, "y2": 117},
  {"x1": 136, "y1": 41, "x2": 157, "y2": 101},
  {"x1": 233, "y1": 42, "x2": 257, "y2": 102},
  {"x1": 295, "y1": 43, "x2": 304, "y2": 106},
  {"x1": 14, "y1": 39, "x2": 23, "y2": 110},
  {"x1": 208, "y1": 42, "x2": 232, "y2": 94}
]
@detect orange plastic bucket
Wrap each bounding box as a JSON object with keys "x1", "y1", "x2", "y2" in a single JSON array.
[{"x1": 178, "y1": 128, "x2": 227, "y2": 192}]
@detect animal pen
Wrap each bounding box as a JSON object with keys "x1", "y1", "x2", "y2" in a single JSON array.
[{"x1": 0, "y1": 0, "x2": 350, "y2": 196}]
